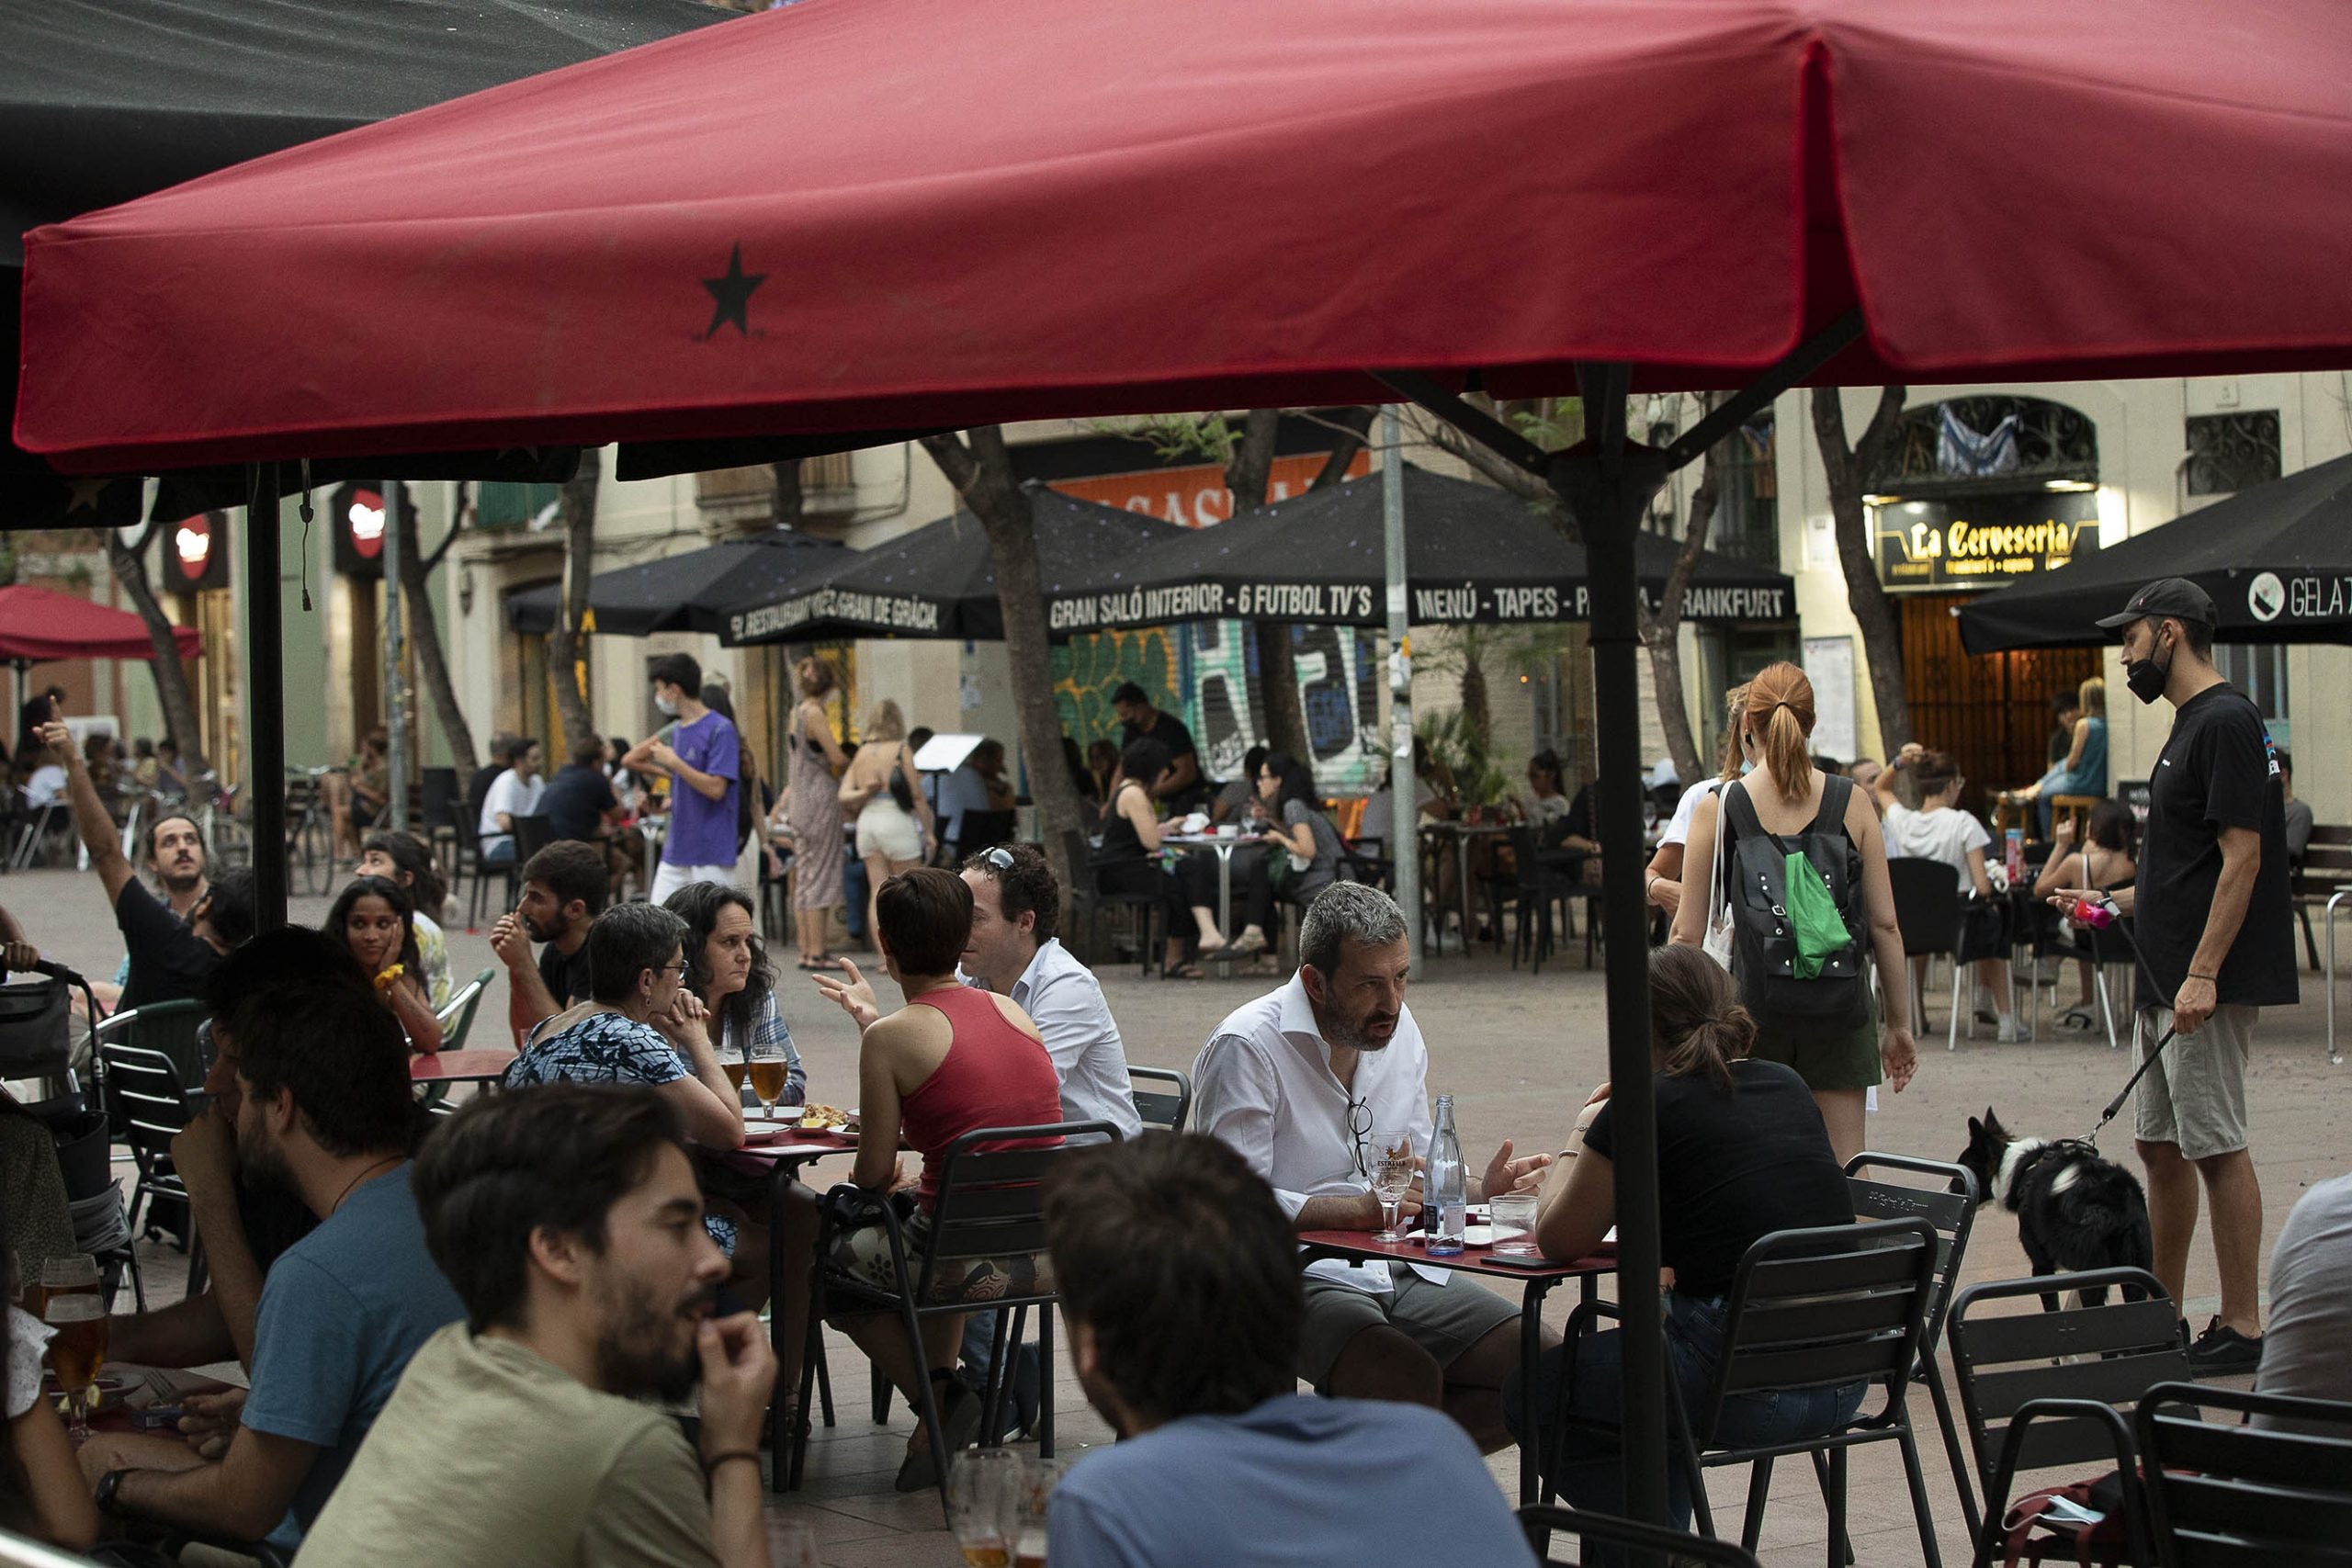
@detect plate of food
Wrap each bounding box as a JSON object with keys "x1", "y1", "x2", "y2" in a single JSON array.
[{"x1": 793, "y1": 1103, "x2": 857, "y2": 1135}]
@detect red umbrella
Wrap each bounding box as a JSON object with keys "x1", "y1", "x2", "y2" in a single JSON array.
[
  {"x1": 15, "y1": 0, "x2": 2352, "y2": 468},
  {"x1": 17, "y1": 3, "x2": 2352, "y2": 1529},
  {"x1": 0, "y1": 584, "x2": 200, "y2": 663}
]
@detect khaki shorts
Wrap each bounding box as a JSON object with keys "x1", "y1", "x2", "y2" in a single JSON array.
[
  {"x1": 2133, "y1": 1004, "x2": 2256, "y2": 1162},
  {"x1": 831, "y1": 1207, "x2": 1052, "y2": 1306},
  {"x1": 1297, "y1": 1263, "x2": 1519, "y2": 1388}
]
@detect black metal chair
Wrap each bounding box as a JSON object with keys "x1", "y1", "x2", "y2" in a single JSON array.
[
  {"x1": 949, "y1": 808, "x2": 1019, "y2": 863},
  {"x1": 1069, "y1": 826, "x2": 1165, "y2": 977},
  {"x1": 1544, "y1": 1219, "x2": 1944, "y2": 1567},
  {"x1": 1888, "y1": 857, "x2": 1968, "y2": 1050},
  {"x1": 96, "y1": 1040, "x2": 198, "y2": 1252},
  {"x1": 1518, "y1": 1504, "x2": 1761, "y2": 1567},
  {"x1": 792, "y1": 1121, "x2": 1118, "y2": 1517},
  {"x1": 1947, "y1": 1267, "x2": 2186, "y2": 1568},
  {"x1": 1503, "y1": 824, "x2": 1588, "y2": 975},
  {"x1": 1128, "y1": 1065, "x2": 1192, "y2": 1133},
  {"x1": 1846, "y1": 1151, "x2": 1983, "y2": 1544},
  {"x1": 2134, "y1": 1382, "x2": 2352, "y2": 1568}
]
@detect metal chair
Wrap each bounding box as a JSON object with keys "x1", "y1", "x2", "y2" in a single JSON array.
[
  {"x1": 1846, "y1": 1152, "x2": 1982, "y2": 1545},
  {"x1": 2135, "y1": 1382, "x2": 2352, "y2": 1567},
  {"x1": 1128, "y1": 1065, "x2": 1192, "y2": 1132},
  {"x1": 792, "y1": 1120, "x2": 1118, "y2": 1515},
  {"x1": 1069, "y1": 828, "x2": 1165, "y2": 977},
  {"x1": 6, "y1": 800, "x2": 71, "y2": 870},
  {"x1": 95, "y1": 1040, "x2": 199, "y2": 1251},
  {"x1": 91, "y1": 999, "x2": 209, "y2": 1111},
  {"x1": 1947, "y1": 1267, "x2": 2185, "y2": 1568},
  {"x1": 1888, "y1": 857, "x2": 1969, "y2": 1050},
  {"x1": 1518, "y1": 1504, "x2": 1760, "y2": 1568},
  {"x1": 433, "y1": 966, "x2": 496, "y2": 1052}
]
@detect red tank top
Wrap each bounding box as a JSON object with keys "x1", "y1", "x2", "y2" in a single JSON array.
[{"x1": 899, "y1": 984, "x2": 1065, "y2": 1208}]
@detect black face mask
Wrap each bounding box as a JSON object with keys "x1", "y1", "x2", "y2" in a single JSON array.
[{"x1": 2124, "y1": 632, "x2": 2173, "y2": 705}]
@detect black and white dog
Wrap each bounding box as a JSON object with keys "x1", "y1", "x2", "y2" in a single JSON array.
[{"x1": 1959, "y1": 1108, "x2": 2154, "y2": 1304}]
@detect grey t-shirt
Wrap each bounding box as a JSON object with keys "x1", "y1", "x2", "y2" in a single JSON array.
[
  {"x1": 1283, "y1": 798, "x2": 1342, "y2": 895},
  {"x1": 2256, "y1": 1170, "x2": 2352, "y2": 1429}
]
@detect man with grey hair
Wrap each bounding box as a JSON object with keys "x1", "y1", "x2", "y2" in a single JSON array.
[{"x1": 1192, "y1": 881, "x2": 1551, "y2": 1450}]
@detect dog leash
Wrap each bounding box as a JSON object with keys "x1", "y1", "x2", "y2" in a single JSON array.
[
  {"x1": 2063, "y1": 897, "x2": 2186, "y2": 1146},
  {"x1": 2085, "y1": 1022, "x2": 2177, "y2": 1145}
]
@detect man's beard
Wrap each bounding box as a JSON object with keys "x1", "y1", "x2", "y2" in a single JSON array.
[
  {"x1": 1320, "y1": 1002, "x2": 1397, "y2": 1054},
  {"x1": 593, "y1": 1274, "x2": 718, "y2": 1405},
  {"x1": 236, "y1": 1120, "x2": 290, "y2": 1195},
  {"x1": 159, "y1": 863, "x2": 204, "y2": 897},
  {"x1": 522, "y1": 912, "x2": 566, "y2": 945}
]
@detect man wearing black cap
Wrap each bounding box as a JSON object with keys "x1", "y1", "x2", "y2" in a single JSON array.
[{"x1": 2053, "y1": 577, "x2": 2294, "y2": 1375}]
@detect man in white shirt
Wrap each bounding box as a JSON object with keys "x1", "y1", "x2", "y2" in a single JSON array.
[
  {"x1": 478, "y1": 737, "x2": 546, "y2": 867},
  {"x1": 1193, "y1": 882, "x2": 1551, "y2": 1451}
]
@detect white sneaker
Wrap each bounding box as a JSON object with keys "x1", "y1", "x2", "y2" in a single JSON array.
[{"x1": 1996, "y1": 1016, "x2": 2028, "y2": 1043}]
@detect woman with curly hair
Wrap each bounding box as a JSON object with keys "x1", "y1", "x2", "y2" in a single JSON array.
[
  {"x1": 664, "y1": 880, "x2": 804, "y2": 1109},
  {"x1": 322, "y1": 874, "x2": 444, "y2": 1053}
]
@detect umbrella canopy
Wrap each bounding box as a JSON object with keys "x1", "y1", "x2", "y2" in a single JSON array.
[
  {"x1": 0, "y1": 584, "x2": 200, "y2": 663},
  {"x1": 1044, "y1": 466, "x2": 1793, "y2": 633},
  {"x1": 721, "y1": 486, "x2": 1184, "y2": 645},
  {"x1": 505, "y1": 527, "x2": 841, "y2": 637},
  {"x1": 1959, "y1": 454, "x2": 2352, "y2": 652},
  {"x1": 18, "y1": 1, "x2": 2352, "y2": 470}
]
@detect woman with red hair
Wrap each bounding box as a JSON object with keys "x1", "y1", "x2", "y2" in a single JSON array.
[{"x1": 1669, "y1": 662, "x2": 1916, "y2": 1163}]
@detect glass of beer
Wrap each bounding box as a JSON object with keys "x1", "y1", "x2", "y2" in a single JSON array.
[
  {"x1": 947, "y1": 1447, "x2": 1020, "y2": 1566},
  {"x1": 722, "y1": 1046, "x2": 750, "y2": 1105},
  {"x1": 1012, "y1": 1454, "x2": 1063, "y2": 1568},
  {"x1": 40, "y1": 1256, "x2": 106, "y2": 1440},
  {"x1": 746, "y1": 1042, "x2": 789, "y2": 1121}
]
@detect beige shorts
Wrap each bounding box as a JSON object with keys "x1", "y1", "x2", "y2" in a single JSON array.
[
  {"x1": 831, "y1": 1209, "x2": 1051, "y2": 1306},
  {"x1": 2133, "y1": 1004, "x2": 2256, "y2": 1162}
]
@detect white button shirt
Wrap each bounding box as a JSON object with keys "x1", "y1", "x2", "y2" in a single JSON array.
[
  {"x1": 989, "y1": 938, "x2": 1144, "y2": 1143},
  {"x1": 1193, "y1": 973, "x2": 1442, "y2": 1292}
]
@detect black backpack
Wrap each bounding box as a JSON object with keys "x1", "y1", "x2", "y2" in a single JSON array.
[{"x1": 1718, "y1": 775, "x2": 1871, "y2": 1032}]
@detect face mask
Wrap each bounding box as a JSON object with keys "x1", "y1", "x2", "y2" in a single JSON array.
[
  {"x1": 1738, "y1": 758, "x2": 1756, "y2": 774},
  {"x1": 2124, "y1": 631, "x2": 2172, "y2": 705},
  {"x1": 653, "y1": 692, "x2": 678, "y2": 716}
]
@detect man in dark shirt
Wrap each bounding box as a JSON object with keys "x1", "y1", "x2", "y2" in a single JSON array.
[
  {"x1": 537, "y1": 733, "x2": 623, "y2": 844},
  {"x1": 35, "y1": 717, "x2": 252, "y2": 1010},
  {"x1": 1113, "y1": 682, "x2": 1207, "y2": 812},
  {"x1": 2057, "y1": 578, "x2": 2294, "y2": 1376},
  {"x1": 488, "y1": 840, "x2": 607, "y2": 1043}
]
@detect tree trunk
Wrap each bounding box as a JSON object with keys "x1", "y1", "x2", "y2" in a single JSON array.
[
  {"x1": 1810, "y1": 387, "x2": 1914, "y2": 754},
  {"x1": 920, "y1": 430, "x2": 1088, "y2": 899},
  {"x1": 1225, "y1": 411, "x2": 1310, "y2": 761},
  {"x1": 1311, "y1": 406, "x2": 1376, "y2": 490},
  {"x1": 105, "y1": 530, "x2": 216, "y2": 803},
  {"x1": 1635, "y1": 394, "x2": 1727, "y2": 787},
  {"x1": 772, "y1": 459, "x2": 804, "y2": 529},
  {"x1": 397, "y1": 482, "x2": 478, "y2": 773},
  {"x1": 547, "y1": 450, "x2": 599, "y2": 753}
]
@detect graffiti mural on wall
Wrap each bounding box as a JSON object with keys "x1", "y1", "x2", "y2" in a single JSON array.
[{"x1": 1052, "y1": 626, "x2": 1181, "y2": 748}]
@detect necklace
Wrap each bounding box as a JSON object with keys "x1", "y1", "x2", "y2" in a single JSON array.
[{"x1": 330, "y1": 1155, "x2": 401, "y2": 1215}]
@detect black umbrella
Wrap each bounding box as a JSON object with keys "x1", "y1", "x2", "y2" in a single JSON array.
[
  {"x1": 1044, "y1": 465, "x2": 1794, "y2": 631},
  {"x1": 506, "y1": 528, "x2": 842, "y2": 638},
  {"x1": 1959, "y1": 453, "x2": 2352, "y2": 651},
  {"x1": 719, "y1": 484, "x2": 1185, "y2": 645}
]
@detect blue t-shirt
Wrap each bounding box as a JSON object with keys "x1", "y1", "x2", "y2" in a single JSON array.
[
  {"x1": 662, "y1": 709, "x2": 740, "y2": 870},
  {"x1": 1049, "y1": 1394, "x2": 1535, "y2": 1567},
  {"x1": 537, "y1": 762, "x2": 617, "y2": 843},
  {"x1": 241, "y1": 1167, "x2": 465, "y2": 1541}
]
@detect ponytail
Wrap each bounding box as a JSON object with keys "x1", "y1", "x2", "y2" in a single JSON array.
[
  {"x1": 1648, "y1": 944, "x2": 1756, "y2": 1090},
  {"x1": 1742, "y1": 662, "x2": 1819, "y2": 804}
]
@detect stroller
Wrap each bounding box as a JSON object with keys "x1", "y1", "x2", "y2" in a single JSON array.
[{"x1": 0, "y1": 968, "x2": 144, "y2": 1308}]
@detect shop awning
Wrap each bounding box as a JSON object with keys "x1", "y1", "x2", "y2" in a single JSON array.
[
  {"x1": 0, "y1": 584, "x2": 199, "y2": 663},
  {"x1": 1958, "y1": 453, "x2": 2352, "y2": 651},
  {"x1": 505, "y1": 527, "x2": 841, "y2": 638},
  {"x1": 719, "y1": 485, "x2": 1184, "y2": 645},
  {"x1": 1044, "y1": 465, "x2": 1794, "y2": 632}
]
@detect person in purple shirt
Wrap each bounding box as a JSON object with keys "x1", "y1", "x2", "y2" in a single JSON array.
[{"x1": 624, "y1": 654, "x2": 742, "y2": 902}]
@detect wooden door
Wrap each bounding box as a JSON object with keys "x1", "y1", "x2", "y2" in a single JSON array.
[{"x1": 1897, "y1": 593, "x2": 2098, "y2": 818}]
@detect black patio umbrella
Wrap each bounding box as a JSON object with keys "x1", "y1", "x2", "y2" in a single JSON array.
[
  {"x1": 1045, "y1": 465, "x2": 1794, "y2": 632},
  {"x1": 506, "y1": 528, "x2": 842, "y2": 638},
  {"x1": 1959, "y1": 453, "x2": 2352, "y2": 652},
  {"x1": 719, "y1": 484, "x2": 1186, "y2": 645}
]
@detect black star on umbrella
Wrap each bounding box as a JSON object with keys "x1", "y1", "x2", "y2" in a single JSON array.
[{"x1": 700, "y1": 243, "x2": 766, "y2": 339}]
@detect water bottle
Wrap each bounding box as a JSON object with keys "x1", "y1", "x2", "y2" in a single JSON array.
[
  {"x1": 2004, "y1": 827, "x2": 2024, "y2": 883},
  {"x1": 1425, "y1": 1096, "x2": 1467, "y2": 1258}
]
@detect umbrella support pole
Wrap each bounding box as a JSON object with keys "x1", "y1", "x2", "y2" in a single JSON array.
[
  {"x1": 1377, "y1": 316, "x2": 1863, "y2": 1543},
  {"x1": 245, "y1": 464, "x2": 288, "y2": 929}
]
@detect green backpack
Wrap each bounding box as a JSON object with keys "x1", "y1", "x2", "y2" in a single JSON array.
[{"x1": 1718, "y1": 777, "x2": 1871, "y2": 1030}]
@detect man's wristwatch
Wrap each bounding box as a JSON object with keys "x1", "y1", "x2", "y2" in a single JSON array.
[{"x1": 95, "y1": 1469, "x2": 132, "y2": 1517}]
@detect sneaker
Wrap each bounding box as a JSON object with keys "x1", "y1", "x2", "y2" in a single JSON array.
[
  {"x1": 1996, "y1": 1016, "x2": 2028, "y2": 1043},
  {"x1": 2185, "y1": 1317, "x2": 2263, "y2": 1377}
]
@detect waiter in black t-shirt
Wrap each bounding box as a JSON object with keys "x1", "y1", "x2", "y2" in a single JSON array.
[
  {"x1": 1113, "y1": 681, "x2": 1210, "y2": 814},
  {"x1": 2052, "y1": 578, "x2": 2294, "y2": 1377}
]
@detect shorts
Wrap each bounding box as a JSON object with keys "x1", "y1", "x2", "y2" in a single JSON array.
[
  {"x1": 1749, "y1": 1013, "x2": 1881, "y2": 1092},
  {"x1": 855, "y1": 799, "x2": 924, "y2": 863},
  {"x1": 2132, "y1": 1004, "x2": 2255, "y2": 1161},
  {"x1": 650, "y1": 861, "x2": 736, "y2": 902},
  {"x1": 831, "y1": 1201, "x2": 1051, "y2": 1306},
  {"x1": 1297, "y1": 1262, "x2": 1519, "y2": 1388}
]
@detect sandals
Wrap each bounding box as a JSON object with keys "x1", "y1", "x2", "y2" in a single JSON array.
[{"x1": 1164, "y1": 964, "x2": 1207, "y2": 980}]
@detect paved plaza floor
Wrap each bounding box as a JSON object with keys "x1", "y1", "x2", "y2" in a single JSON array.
[{"x1": 17, "y1": 865, "x2": 2338, "y2": 1564}]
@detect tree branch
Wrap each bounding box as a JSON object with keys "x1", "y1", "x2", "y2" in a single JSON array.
[{"x1": 1310, "y1": 406, "x2": 1376, "y2": 491}]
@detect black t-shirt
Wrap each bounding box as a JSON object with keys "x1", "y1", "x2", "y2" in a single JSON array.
[
  {"x1": 2132, "y1": 682, "x2": 2297, "y2": 1010},
  {"x1": 115, "y1": 880, "x2": 222, "y2": 1010},
  {"x1": 537, "y1": 763, "x2": 617, "y2": 843},
  {"x1": 537, "y1": 939, "x2": 593, "y2": 1011},
  {"x1": 1584, "y1": 1059, "x2": 1855, "y2": 1298},
  {"x1": 1124, "y1": 711, "x2": 1206, "y2": 804}
]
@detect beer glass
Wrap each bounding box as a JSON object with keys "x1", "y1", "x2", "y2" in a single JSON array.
[
  {"x1": 747, "y1": 1041, "x2": 789, "y2": 1120},
  {"x1": 722, "y1": 1047, "x2": 751, "y2": 1102},
  {"x1": 1012, "y1": 1455, "x2": 1063, "y2": 1568},
  {"x1": 947, "y1": 1447, "x2": 1021, "y2": 1566},
  {"x1": 40, "y1": 1256, "x2": 106, "y2": 1440}
]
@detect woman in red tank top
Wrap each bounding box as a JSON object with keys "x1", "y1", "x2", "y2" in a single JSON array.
[{"x1": 801, "y1": 867, "x2": 1064, "y2": 1491}]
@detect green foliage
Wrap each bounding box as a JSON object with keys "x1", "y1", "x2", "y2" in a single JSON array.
[
  {"x1": 1085, "y1": 412, "x2": 1238, "y2": 468},
  {"x1": 1416, "y1": 707, "x2": 1511, "y2": 808}
]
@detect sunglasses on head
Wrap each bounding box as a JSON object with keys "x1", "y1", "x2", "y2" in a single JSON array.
[{"x1": 982, "y1": 846, "x2": 1015, "y2": 872}]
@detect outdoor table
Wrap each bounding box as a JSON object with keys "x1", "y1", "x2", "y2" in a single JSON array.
[
  {"x1": 1420, "y1": 821, "x2": 1510, "y2": 951},
  {"x1": 410, "y1": 1048, "x2": 516, "y2": 1087},
  {"x1": 51, "y1": 1364, "x2": 236, "y2": 1438},
  {"x1": 1297, "y1": 1224, "x2": 1613, "y2": 1505},
  {"x1": 1165, "y1": 830, "x2": 1249, "y2": 942}
]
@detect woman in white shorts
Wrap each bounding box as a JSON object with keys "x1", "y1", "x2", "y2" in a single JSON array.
[{"x1": 840, "y1": 700, "x2": 934, "y2": 946}]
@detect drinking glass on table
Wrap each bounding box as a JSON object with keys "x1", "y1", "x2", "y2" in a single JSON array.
[
  {"x1": 40, "y1": 1255, "x2": 106, "y2": 1441},
  {"x1": 1369, "y1": 1129, "x2": 1417, "y2": 1244},
  {"x1": 1012, "y1": 1454, "x2": 1062, "y2": 1568},
  {"x1": 1489, "y1": 1192, "x2": 1541, "y2": 1256},
  {"x1": 722, "y1": 1045, "x2": 750, "y2": 1103},
  {"x1": 746, "y1": 1040, "x2": 790, "y2": 1120},
  {"x1": 947, "y1": 1447, "x2": 1022, "y2": 1566}
]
